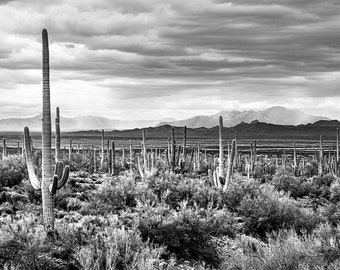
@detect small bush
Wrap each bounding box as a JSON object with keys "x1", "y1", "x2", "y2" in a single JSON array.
[
  {"x1": 0, "y1": 215, "x2": 81, "y2": 269},
  {"x1": 0, "y1": 155, "x2": 27, "y2": 187},
  {"x1": 76, "y1": 226, "x2": 168, "y2": 270},
  {"x1": 236, "y1": 184, "x2": 323, "y2": 237},
  {"x1": 136, "y1": 202, "x2": 236, "y2": 267},
  {"x1": 220, "y1": 230, "x2": 325, "y2": 270}
]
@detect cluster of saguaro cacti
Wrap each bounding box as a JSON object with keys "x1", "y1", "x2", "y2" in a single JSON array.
[
  {"x1": 2, "y1": 138, "x2": 7, "y2": 159},
  {"x1": 88, "y1": 133, "x2": 116, "y2": 175},
  {"x1": 163, "y1": 126, "x2": 197, "y2": 172},
  {"x1": 137, "y1": 129, "x2": 156, "y2": 178},
  {"x1": 208, "y1": 116, "x2": 236, "y2": 192},
  {"x1": 24, "y1": 29, "x2": 69, "y2": 232}
]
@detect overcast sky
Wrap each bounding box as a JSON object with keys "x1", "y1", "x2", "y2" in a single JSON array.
[{"x1": 0, "y1": 0, "x2": 340, "y2": 120}]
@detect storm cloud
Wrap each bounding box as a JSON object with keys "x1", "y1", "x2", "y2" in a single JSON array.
[{"x1": 0, "y1": 0, "x2": 340, "y2": 120}]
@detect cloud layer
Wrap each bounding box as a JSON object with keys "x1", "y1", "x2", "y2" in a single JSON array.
[{"x1": 0, "y1": 0, "x2": 340, "y2": 120}]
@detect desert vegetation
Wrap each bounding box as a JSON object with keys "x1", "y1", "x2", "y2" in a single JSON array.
[{"x1": 1, "y1": 29, "x2": 340, "y2": 270}]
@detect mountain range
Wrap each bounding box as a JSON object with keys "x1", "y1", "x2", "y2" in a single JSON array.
[
  {"x1": 0, "y1": 106, "x2": 331, "y2": 131},
  {"x1": 63, "y1": 120, "x2": 340, "y2": 143},
  {"x1": 157, "y1": 106, "x2": 330, "y2": 128},
  {"x1": 66, "y1": 120, "x2": 340, "y2": 141}
]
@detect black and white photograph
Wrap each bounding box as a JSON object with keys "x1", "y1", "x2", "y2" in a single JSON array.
[{"x1": 1, "y1": 0, "x2": 340, "y2": 269}]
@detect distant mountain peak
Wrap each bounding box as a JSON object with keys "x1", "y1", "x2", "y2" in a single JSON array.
[{"x1": 156, "y1": 106, "x2": 330, "y2": 128}]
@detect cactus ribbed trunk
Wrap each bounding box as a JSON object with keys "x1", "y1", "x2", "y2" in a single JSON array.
[
  {"x1": 234, "y1": 131, "x2": 238, "y2": 159},
  {"x1": 108, "y1": 148, "x2": 112, "y2": 174},
  {"x1": 337, "y1": 128, "x2": 339, "y2": 163},
  {"x1": 142, "y1": 129, "x2": 147, "y2": 170},
  {"x1": 2, "y1": 139, "x2": 6, "y2": 159},
  {"x1": 218, "y1": 116, "x2": 224, "y2": 178},
  {"x1": 111, "y1": 140, "x2": 115, "y2": 175},
  {"x1": 197, "y1": 142, "x2": 201, "y2": 171},
  {"x1": 107, "y1": 139, "x2": 110, "y2": 157},
  {"x1": 224, "y1": 139, "x2": 236, "y2": 191},
  {"x1": 183, "y1": 126, "x2": 187, "y2": 163},
  {"x1": 101, "y1": 129, "x2": 104, "y2": 171},
  {"x1": 69, "y1": 139, "x2": 72, "y2": 161},
  {"x1": 253, "y1": 140, "x2": 257, "y2": 163},
  {"x1": 129, "y1": 140, "x2": 133, "y2": 172},
  {"x1": 319, "y1": 135, "x2": 323, "y2": 176},
  {"x1": 55, "y1": 107, "x2": 61, "y2": 162},
  {"x1": 42, "y1": 29, "x2": 54, "y2": 231},
  {"x1": 293, "y1": 141, "x2": 297, "y2": 168},
  {"x1": 122, "y1": 146, "x2": 125, "y2": 165},
  {"x1": 250, "y1": 142, "x2": 253, "y2": 175},
  {"x1": 21, "y1": 135, "x2": 25, "y2": 156},
  {"x1": 94, "y1": 149, "x2": 97, "y2": 173},
  {"x1": 171, "y1": 127, "x2": 176, "y2": 170}
]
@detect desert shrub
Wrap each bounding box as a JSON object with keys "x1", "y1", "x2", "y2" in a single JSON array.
[
  {"x1": 222, "y1": 177, "x2": 261, "y2": 212},
  {"x1": 220, "y1": 230, "x2": 326, "y2": 270},
  {"x1": 221, "y1": 223, "x2": 340, "y2": 269},
  {"x1": 21, "y1": 180, "x2": 42, "y2": 204},
  {"x1": 135, "y1": 201, "x2": 236, "y2": 267},
  {"x1": 308, "y1": 175, "x2": 335, "y2": 200},
  {"x1": 67, "y1": 153, "x2": 95, "y2": 173},
  {"x1": 0, "y1": 155, "x2": 27, "y2": 187},
  {"x1": 313, "y1": 223, "x2": 340, "y2": 264},
  {"x1": 236, "y1": 184, "x2": 323, "y2": 238},
  {"x1": 330, "y1": 179, "x2": 340, "y2": 203},
  {"x1": 80, "y1": 174, "x2": 157, "y2": 215},
  {"x1": 319, "y1": 202, "x2": 340, "y2": 226},
  {"x1": 76, "y1": 226, "x2": 168, "y2": 270},
  {"x1": 0, "y1": 202, "x2": 14, "y2": 215},
  {"x1": 146, "y1": 172, "x2": 224, "y2": 210},
  {"x1": 302, "y1": 161, "x2": 318, "y2": 177},
  {"x1": 272, "y1": 173, "x2": 310, "y2": 198},
  {"x1": 272, "y1": 173, "x2": 335, "y2": 202},
  {"x1": 0, "y1": 215, "x2": 81, "y2": 269},
  {"x1": 92, "y1": 176, "x2": 137, "y2": 212},
  {"x1": 55, "y1": 183, "x2": 91, "y2": 212}
]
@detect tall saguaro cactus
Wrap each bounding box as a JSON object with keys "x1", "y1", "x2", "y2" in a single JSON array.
[
  {"x1": 2, "y1": 138, "x2": 6, "y2": 159},
  {"x1": 24, "y1": 29, "x2": 69, "y2": 232},
  {"x1": 224, "y1": 139, "x2": 236, "y2": 191},
  {"x1": 111, "y1": 140, "x2": 115, "y2": 175},
  {"x1": 318, "y1": 135, "x2": 323, "y2": 176},
  {"x1": 171, "y1": 127, "x2": 176, "y2": 170},
  {"x1": 183, "y1": 126, "x2": 187, "y2": 165},
  {"x1": 218, "y1": 116, "x2": 224, "y2": 179},
  {"x1": 55, "y1": 107, "x2": 61, "y2": 162},
  {"x1": 100, "y1": 129, "x2": 105, "y2": 170},
  {"x1": 337, "y1": 128, "x2": 339, "y2": 163},
  {"x1": 142, "y1": 128, "x2": 147, "y2": 169},
  {"x1": 293, "y1": 141, "x2": 297, "y2": 174}
]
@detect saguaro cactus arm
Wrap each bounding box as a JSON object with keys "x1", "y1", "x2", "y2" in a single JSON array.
[
  {"x1": 55, "y1": 161, "x2": 64, "y2": 179},
  {"x1": 57, "y1": 165, "x2": 69, "y2": 189},
  {"x1": 49, "y1": 164, "x2": 69, "y2": 195},
  {"x1": 224, "y1": 139, "x2": 236, "y2": 192},
  {"x1": 54, "y1": 161, "x2": 70, "y2": 190},
  {"x1": 49, "y1": 175, "x2": 59, "y2": 195},
  {"x1": 24, "y1": 127, "x2": 41, "y2": 190}
]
